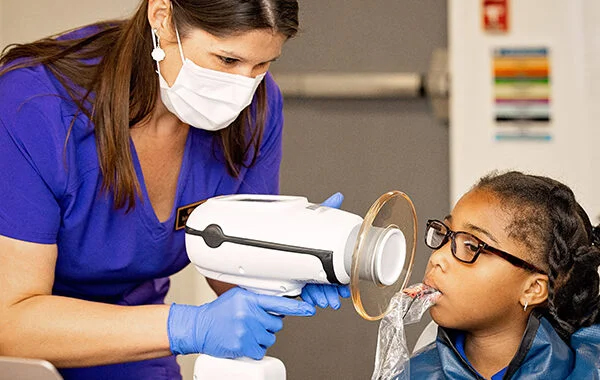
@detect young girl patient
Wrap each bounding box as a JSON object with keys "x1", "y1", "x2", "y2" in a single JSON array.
[{"x1": 410, "y1": 171, "x2": 600, "y2": 379}]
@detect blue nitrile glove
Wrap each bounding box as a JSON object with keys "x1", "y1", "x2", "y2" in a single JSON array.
[
  {"x1": 319, "y1": 192, "x2": 344, "y2": 209},
  {"x1": 167, "y1": 287, "x2": 316, "y2": 359},
  {"x1": 301, "y1": 283, "x2": 351, "y2": 310},
  {"x1": 301, "y1": 192, "x2": 351, "y2": 309}
]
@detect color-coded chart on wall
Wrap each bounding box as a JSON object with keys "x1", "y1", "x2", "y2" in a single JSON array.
[{"x1": 493, "y1": 47, "x2": 552, "y2": 140}]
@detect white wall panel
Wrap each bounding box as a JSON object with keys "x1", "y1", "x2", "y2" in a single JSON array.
[
  {"x1": 1, "y1": 0, "x2": 136, "y2": 47},
  {"x1": 0, "y1": 2, "x2": 3, "y2": 48},
  {"x1": 449, "y1": 0, "x2": 600, "y2": 222}
]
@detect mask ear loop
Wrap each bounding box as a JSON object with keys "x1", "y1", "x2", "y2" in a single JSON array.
[
  {"x1": 171, "y1": 2, "x2": 186, "y2": 64},
  {"x1": 173, "y1": 24, "x2": 186, "y2": 64}
]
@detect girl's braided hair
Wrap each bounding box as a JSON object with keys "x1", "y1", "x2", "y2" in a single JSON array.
[{"x1": 475, "y1": 171, "x2": 600, "y2": 341}]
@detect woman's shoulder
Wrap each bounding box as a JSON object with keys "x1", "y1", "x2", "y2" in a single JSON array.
[
  {"x1": 57, "y1": 22, "x2": 118, "y2": 41},
  {"x1": 0, "y1": 63, "x2": 57, "y2": 94},
  {"x1": 264, "y1": 71, "x2": 283, "y2": 119},
  {"x1": 0, "y1": 23, "x2": 114, "y2": 116},
  {"x1": 264, "y1": 71, "x2": 282, "y2": 96},
  {"x1": 247, "y1": 71, "x2": 284, "y2": 156},
  {"x1": 0, "y1": 64, "x2": 75, "y2": 120},
  {"x1": 0, "y1": 65, "x2": 90, "y2": 188},
  {"x1": 0, "y1": 66, "x2": 82, "y2": 167}
]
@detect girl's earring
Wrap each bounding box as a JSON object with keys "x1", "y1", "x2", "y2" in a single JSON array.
[
  {"x1": 151, "y1": 28, "x2": 166, "y2": 62},
  {"x1": 523, "y1": 301, "x2": 528, "y2": 312}
]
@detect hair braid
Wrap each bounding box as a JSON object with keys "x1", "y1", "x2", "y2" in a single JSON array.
[{"x1": 544, "y1": 185, "x2": 600, "y2": 339}]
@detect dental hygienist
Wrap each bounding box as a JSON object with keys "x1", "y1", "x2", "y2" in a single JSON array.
[{"x1": 0, "y1": 1, "x2": 348, "y2": 379}]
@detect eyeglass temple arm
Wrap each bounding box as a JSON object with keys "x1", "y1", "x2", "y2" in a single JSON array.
[{"x1": 484, "y1": 245, "x2": 546, "y2": 274}]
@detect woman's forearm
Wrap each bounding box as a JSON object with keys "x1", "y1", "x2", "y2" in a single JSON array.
[
  {"x1": 206, "y1": 278, "x2": 236, "y2": 296},
  {"x1": 1, "y1": 295, "x2": 172, "y2": 368}
]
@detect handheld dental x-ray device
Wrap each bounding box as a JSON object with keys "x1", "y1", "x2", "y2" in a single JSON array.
[{"x1": 185, "y1": 191, "x2": 418, "y2": 379}]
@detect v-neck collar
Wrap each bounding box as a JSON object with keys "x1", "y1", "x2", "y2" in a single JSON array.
[
  {"x1": 438, "y1": 312, "x2": 544, "y2": 380},
  {"x1": 129, "y1": 130, "x2": 192, "y2": 236}
]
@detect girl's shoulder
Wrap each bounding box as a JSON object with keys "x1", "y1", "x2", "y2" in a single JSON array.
[
  {"x1": 567, "y1": 325, "x2": 600, "y2": 379},
  {"x1": 571, "y1": 324, "x2": 600, "y2": 360},
  {"x1": 410, "y1": 341, "x2": 445, "y2": 378},
  {"x1": 572, "y1": 323, "x2": 600, "y2": 343}
]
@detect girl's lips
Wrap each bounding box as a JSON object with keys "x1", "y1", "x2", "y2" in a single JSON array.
[{"x1": 423, "y1": 278, "x2": 442, "y2": 294}]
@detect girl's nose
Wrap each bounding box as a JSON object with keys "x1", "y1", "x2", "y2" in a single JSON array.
[{"x1": 427, "y1": 241, "x2": 452, "y2": 271}]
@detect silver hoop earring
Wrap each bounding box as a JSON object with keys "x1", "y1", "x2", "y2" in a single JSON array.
[
  {"x1": 523, "y1": 301, "x2": 528, "y2": 312},
  {"x1": 151, "y1": 28, "x2": 166, "y2": 62}
]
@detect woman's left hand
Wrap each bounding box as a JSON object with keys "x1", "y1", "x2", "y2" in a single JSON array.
[
  {"x1": 319, "y1": 192, "x2": 344, "y2": 209},
  {"x1": 301, "y1": 283, "x2": 350, "y2": 309}
]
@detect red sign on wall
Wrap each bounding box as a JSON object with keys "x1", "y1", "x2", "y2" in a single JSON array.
[{"x1": 483, "y1": 0, "x2": 509, "y2": 33}]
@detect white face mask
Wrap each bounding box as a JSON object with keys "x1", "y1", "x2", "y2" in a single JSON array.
[{"x1": 152, "y1": 27, "x2": 265, "y2": 131}]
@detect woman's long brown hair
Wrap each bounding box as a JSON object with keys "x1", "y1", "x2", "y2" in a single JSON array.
[{"x1": 0, "y1": 0, "x2": 298, "y2": 211}]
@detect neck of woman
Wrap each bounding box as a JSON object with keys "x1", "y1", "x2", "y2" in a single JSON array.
[{"x1": 132, "y1": 97, "x2": 188, "y2": 139}]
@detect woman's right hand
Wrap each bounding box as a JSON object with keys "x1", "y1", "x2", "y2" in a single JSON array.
[{"x1": 167, "y1": 287, "x2": 316, "y2": 359}]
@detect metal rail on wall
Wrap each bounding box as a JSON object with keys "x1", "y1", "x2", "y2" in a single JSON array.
[
  {"x1": 271, "y1": 48, "x2": 449, "y2": 123},
  {"x1": 272, "y1": 72, "x2": 424, "y2": 99}
]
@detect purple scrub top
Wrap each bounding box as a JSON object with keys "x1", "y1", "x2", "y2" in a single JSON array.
[{"x1": 0, "y1": 40, "x2": 283, "y2": 379}]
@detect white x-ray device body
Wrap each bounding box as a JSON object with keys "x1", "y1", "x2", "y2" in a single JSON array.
[
  {"x1": 186, "y1": 194, "x2": 404, "y2": 296},
  {"x1": 185, "y1": 192, "x2": 417, "y2": 380}
]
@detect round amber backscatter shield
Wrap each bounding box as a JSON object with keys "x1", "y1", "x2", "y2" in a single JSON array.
[{"x1": 351, "y1": 191, "x2": 417, "y2": 321}]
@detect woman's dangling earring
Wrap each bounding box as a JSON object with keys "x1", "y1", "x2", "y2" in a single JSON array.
[
  {"x1": 151, "y1": 28, "x2": 166, "y2": 62},
  {"x1": 523, "y1": 301, "x2": 528, "y2": 312}
]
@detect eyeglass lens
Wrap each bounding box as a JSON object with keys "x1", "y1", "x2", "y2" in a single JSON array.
[{"x1": 426, "y1": 221, "x2": 482, "y2": 263}]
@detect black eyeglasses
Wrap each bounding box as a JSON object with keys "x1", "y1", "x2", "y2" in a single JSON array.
[{"x1": 425, "y1": 219, "x2": 546, "y2": 274}]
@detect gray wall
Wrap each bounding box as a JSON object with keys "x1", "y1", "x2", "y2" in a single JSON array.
[{"x1": 269, "y1": 1, "x2": 449, "y2": 379}]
